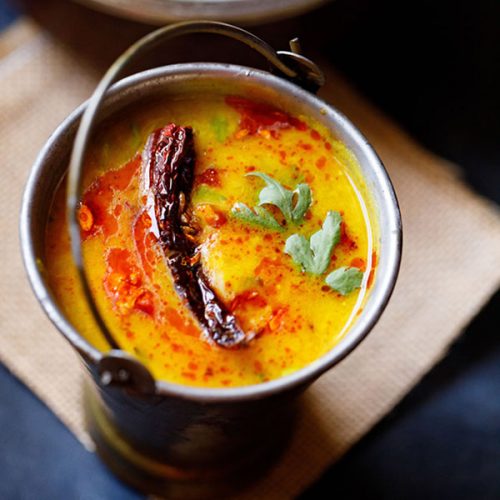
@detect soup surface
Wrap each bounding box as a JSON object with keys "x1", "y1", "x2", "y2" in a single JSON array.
[{"x1": 46, "y1": 93, "x2": 376, "y2": 387}]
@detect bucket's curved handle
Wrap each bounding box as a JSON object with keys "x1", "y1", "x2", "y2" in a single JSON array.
[{"x1": 66, "y1": 21, "x2": 324, "y2": 394}]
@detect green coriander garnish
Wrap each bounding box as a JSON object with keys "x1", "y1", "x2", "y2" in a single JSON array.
[
  {"x1": 130, "y1": 122, "x2": 142, "y2": 150},
  {"x1": 325, "y1": 267, "x2": 364, "y2": 295},
  {"x1": 231, "y1": 172, "x2": 312, "y2": 230},
  {"x1": 284, "y1": 211, "x2": 342, "y2": 274},
  {"x1": 192, "y1": 185, "x2": 227, "y2": 204},
  {"x1": 211, "y1": 116, "x2": 230, "y2": 143},
  {"x1": 231, "y1": 202, "x2": 283, "y2": 231},
  {"x1": 247, "y1": 172, "x2": 312, "y2": 225}
]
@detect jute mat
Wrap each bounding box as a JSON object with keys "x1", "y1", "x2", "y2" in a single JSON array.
[{"x1": 1, "y1": 19, "x2": 499, "y2": 499}]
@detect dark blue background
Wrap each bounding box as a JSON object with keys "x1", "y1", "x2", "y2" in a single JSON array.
[{"x1": 2, "y1": 1, "x2": 499, "y2": 498}]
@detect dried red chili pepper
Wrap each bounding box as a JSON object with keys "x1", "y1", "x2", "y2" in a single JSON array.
[{"x1": 143, "y1": 124, "x2": 246, "y2": 348}]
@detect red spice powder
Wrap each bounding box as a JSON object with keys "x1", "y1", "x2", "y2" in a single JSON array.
[
  {"x1": 226, "y1": 95, "x2": 307, "y2": 136},
  {"x1": 316, "y1": 156, "x2": 326, "y2": 169},
  {"x1": 350, "y1": 257, "x2": 366, "y2": 271},
  {"x1": 81, "y1": 154, "x2": 140, "y2": 240},
  {"x1": 310, "y1": 129, "x2": 321, "y2": 141},
  {"x1": 197, "y1": 167, "x2": 221, "y2": 187}
]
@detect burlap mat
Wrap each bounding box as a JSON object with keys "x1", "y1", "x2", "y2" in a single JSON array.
[{"x1": 1, "y1": 19, "x2": 499, "y2": 499}]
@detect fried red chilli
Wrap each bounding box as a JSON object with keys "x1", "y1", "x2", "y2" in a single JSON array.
[{"x1": 143, "y1": 124, "x2": 246, "y2": 348}]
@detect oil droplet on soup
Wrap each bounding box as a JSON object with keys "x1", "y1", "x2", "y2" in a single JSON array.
[{"x1": 45, "y1": 94, "x2": 376, "y2": 388}]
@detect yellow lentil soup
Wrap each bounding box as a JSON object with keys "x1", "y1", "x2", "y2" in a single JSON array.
[{"x1": 45, "y1": 93, "x2": 376, "y2": 388}]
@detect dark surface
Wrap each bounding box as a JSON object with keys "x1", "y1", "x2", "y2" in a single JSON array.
[
  {"x1": 309, "y1": 0, "x2": 500, "y2": 204},
  {"x1": 0, "y1": 0, "x2": 15, "y2": 28},
  {"x1": 2, "y1": 0, "x2": 499, "y2": 499},
  {"x1": 0, "y1": 364, "x2": 142, "y2": 500}
]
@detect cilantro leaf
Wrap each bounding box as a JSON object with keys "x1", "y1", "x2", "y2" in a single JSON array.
[
  {"x1": 130, "y1": 123, "x2": 142, "y2": 149},
  {"x1": 211, "y1": 116, "x2": 230, "y2": 143},
  {"x1": 283, "y1": 233, "x2": 314, "y2": 271},
  {"x1": 231, "y1": 202, "x2": 283, "y2": 231},
  {"x1": 292, "y1": 183, "x2": 312, "y2": 222},
  {"x1": 325, "y1": 267, "x2": 363, "y2": 295},
  {"x1": 309, "y1": 211, "x2": 342, "y2": 273},
  {"x1": 247, "y1": 172, "x2": 312, "y2": 225},
  {"x1": 192, "y1": 185, "x2": 227, "y2": 204},
  {"x1": 285, "y1": 211, "x2": 342, "y2": 274}
]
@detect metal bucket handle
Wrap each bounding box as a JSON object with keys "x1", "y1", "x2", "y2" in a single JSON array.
[{"x1": 66, "y1": 20, "x2": 325, "y2": 394}]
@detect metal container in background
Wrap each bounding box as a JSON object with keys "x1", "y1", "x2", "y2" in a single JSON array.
[
  {"x1": 20, "y1": 22, "x2": 401, "y2": 499},
  {"x1": 73, "y1": 0, "x2": 330, "y2": 25}
]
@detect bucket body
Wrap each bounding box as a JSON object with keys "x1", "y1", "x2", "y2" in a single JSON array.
[
  {"x1": 83, "y1": 365, "x2": 300, "y2": 498},
  {"x1": 20, "y1": 63, "x2": 401, "y2": 498}
]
